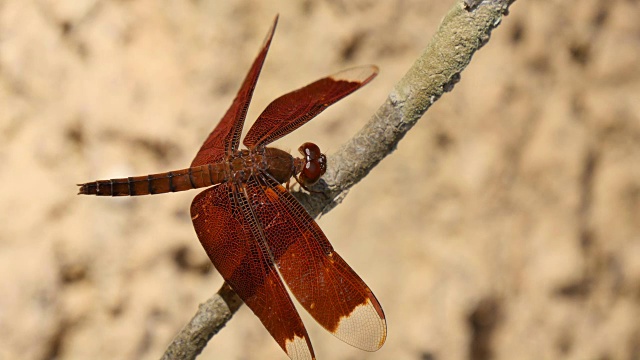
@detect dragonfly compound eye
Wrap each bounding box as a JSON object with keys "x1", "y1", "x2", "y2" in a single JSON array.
[{"x1": 298, "y1": 143, "x2": 327, "y2": 186}]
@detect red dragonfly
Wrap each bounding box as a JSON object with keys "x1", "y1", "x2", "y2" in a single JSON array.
[{"x1": 78, "y1": 16, "x2": 386, "y2": 359}]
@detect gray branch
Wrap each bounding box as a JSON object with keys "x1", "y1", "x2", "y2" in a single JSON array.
[{"x1": 161, "y1": 1, "x2": 515, "y2": 359}]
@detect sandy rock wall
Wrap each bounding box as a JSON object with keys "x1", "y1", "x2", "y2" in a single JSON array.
[{"x1": 1, "y1": 1, "x2": 638, "y2": 359}]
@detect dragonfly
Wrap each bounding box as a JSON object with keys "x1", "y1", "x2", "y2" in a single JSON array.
[{"x1": 78, "y1": 16, "x2": 386, "y2": 360}]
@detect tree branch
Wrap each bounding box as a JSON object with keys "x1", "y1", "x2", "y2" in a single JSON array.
[
  {"x1": 162, "y1": 1, "x2": 515, "y2": 359},
  {"x1": 161, "y1": 283, "x2": 242, "y2": 360}
]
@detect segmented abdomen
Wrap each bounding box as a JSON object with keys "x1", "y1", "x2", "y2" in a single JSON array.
[{"x1": 78, "y1": 164, "x2": 226, "y2": 196}]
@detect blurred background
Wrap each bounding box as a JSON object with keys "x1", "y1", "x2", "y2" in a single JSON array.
[{"x1": 1, "y1": 0, "x2": 639, "y2": 359}]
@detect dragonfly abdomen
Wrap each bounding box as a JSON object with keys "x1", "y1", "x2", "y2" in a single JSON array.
[{"x1": 78, "y1": 163, "x2": 226, "y2": 196}]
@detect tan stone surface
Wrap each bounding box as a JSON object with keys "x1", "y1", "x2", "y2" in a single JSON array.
[{"x1": 1, "y1": 1, "x2": 639, "y2": 359}]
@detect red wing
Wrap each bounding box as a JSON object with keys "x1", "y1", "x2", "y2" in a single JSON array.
[
  {"x1": 191, "y1": 16, "x2": 278, "y2": 167},
  {"x1": 191, "y1": 183, "x2": 315, "y2": 360},
  {"x1": 247, "y1": 174, "x2": 387, "y2": 351},
  {"x1": 243, "y1": 65, "x2": 378, "y2": 149}
]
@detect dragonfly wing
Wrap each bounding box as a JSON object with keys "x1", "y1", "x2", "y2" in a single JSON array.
[
  {"x1": 191, "y1": 182, "x2": 315, "y2": 360},
  {"x1": 191, "y1": 16, "x2": 278, "y2": 166},
  {"x1": 243, "y1": 65, "x2": 378, "y2": 149},
  {"x1": 245, "y1": 174, "x2": 387, "y2": 351}
]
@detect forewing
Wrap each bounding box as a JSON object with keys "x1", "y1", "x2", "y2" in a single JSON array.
[
  {"x1": 243, "y1": 65, "x2": 378, "y2": 149},
  {"x1": 191, "y1": 183, "x2": 315, "y2": 360},
  {"x1": 247, "y1": 174, "x2": 387, "y2": 351},
  {"x1": 191, "y1": 16, "x2": 278, "y2": 167}
]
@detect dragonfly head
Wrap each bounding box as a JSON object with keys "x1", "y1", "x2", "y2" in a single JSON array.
[{"x1": 296, "y1": 142, "x2": 327, "y2": 187}]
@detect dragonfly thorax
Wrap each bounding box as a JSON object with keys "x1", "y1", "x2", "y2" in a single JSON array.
[{"x1": 253, "y1": 147, "x2": 297, "y2": 184}]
